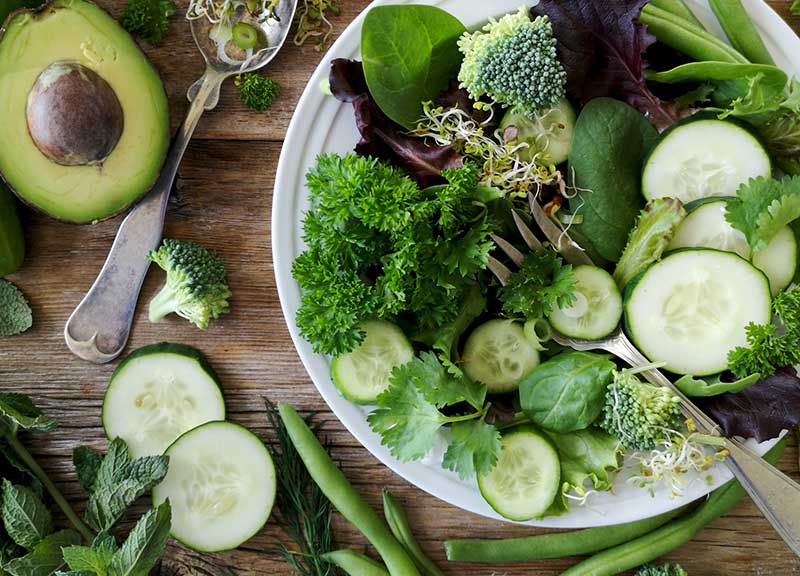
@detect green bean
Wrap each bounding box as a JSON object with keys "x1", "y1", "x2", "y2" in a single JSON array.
[
  {"x1": 443, "y1": 505, "x2": 688, "y2": 563},
  {"x1": 322, "y1": 550, "x2": 391, "y2": 576},
  {"x1": 278, "y1": 404, "x2": 421, "y2": 576},
  {"x1": 559, "y1": 438, "x2": 788, "y2": 576},
  {"x1": 649, "y1": 0, "x2": 705, "y2": 30},
  {"x1": 640, "y1": 4, "x2": 749, "y2": 64},
  {"x1": 383, "y1": 491, "x2": 445, "y2": 576},
  {"x1": 709, "y1": 0, "x2": 774, "y2": 65}
]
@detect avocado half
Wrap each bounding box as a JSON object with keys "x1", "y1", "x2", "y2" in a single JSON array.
[{"x1": 0, "y1": 0, "x2": 170, "y2": 223}]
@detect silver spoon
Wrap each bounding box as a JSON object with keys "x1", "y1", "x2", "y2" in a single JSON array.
[{"x1": 65, "y1": 0, "x2": 297, "y2": 363}]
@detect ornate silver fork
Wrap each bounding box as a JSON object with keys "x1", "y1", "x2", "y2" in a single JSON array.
[{"x1": 489, "y1": 193, "x2": 800, "y2": 556}]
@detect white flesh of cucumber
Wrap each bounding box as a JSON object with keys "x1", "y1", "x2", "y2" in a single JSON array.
[
  {"x1": 462, "y1": 319, "x2": 540, "y2": 393},
  {"x1": 478, "y1": 427, "x2": 560, "y2": 521},
  {"x1": 752, "y1": 226, "x2": 797, "y2": 296},
  {"x1": 103, "y1": 350, "x2": 225, "y2": 458},
  {"x1": 625, "y1": 249, "x2": 771, "y2": 376},
  {"x1": 152, "y1": 421, "x2": 276, "y2": 552},
  {"x1": 548, "y1": 265, "x2": 622, "y2": 339},
  {"x1": 642, "y1": 119, "x2": 771, "y2": 203},
  {"x1": 331, "y1": 320, "x2": 413, "y2": 404},
  {"x1": 499, "y1": 98, "x2": 576, "y2": 165}
]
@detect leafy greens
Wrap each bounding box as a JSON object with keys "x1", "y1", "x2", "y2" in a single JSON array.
[
  {"x1": 725, "y1": 175, "x2": 800, "y2": 252},
  {"x1": 499, "y1": 250, "x2": 576, "y2": 319}
]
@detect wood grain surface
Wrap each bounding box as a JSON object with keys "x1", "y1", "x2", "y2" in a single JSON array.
[{"x1": 2, "y1": 1, "x2": 800, "y2": 575}]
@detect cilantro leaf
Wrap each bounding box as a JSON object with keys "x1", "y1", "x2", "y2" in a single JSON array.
[
  {"x1": 107, "y1": 501, "x2": 171, "y2": 576},
  {"x1": 725, "y1": 175, "x2": 800, "y2": 251},
  {"x1": 0, "y1": 394, "x2": 56, "y2": 434},
  {"x1": 3, "y1": 529, "x2": 80, "y2": 576},
  {"x1": 1, "y1": 480, "x2": 51, "y2": 550},
  {"x1": 442, "y1": 419, "x2": 501, "y2": 479},
  {"x1": 499, "y1": 250, "x2": 576, "y2": 318}
]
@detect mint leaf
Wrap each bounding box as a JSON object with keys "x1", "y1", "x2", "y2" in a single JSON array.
[
  {"x1": 726, "y1": 175, "x2": 800, "y2": 251},
  {"x1": 0, "y1": 529, "x2": 23, "y2": 565},
  {"x1": 0, "y1": 444, "x2": 44, "y2": 498},
  {"x1": 3, "y1": 529, "x2": 80, "y2": 576},
  {"x1": 62, "y1": 546, "x2": 111, "y2": 574},
  {"x1": 0, "y1": 394, "x2": 56, "y2": 433},
  {"x1": 2, "y1": 481, "x2": 51, "y2": 550},
  {"x1": 442, "y1": 419, "x2": 500, "y2": 479},
  {"x1": 72, "y1": 447, "x2": 103, "y2": 493},
  {"x1": 107, "y1": 502, "x2": 171, "y2": 576}
]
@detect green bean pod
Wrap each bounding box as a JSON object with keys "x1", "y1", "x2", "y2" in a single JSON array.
[
  {"x1": 648, "y1": 0, "x2": 705, "y2": 29},
  {"x1": 443, "y1": 505, "x2": 688, "y2": 563},
  {"x1": 383, "y1": 491, "x2": 445, "y2": 576},
  {"x1": 709, "y1": 0, "x2": 774, "y2": 65},
  {"x1": 640, "y1": 4, "x2": 749, "y2": 64},
  {"x1": 277, "y1": 403, "x2": 421, "y2": 576},
  {"x1": 322, "y1": 550, "x2": 391, "y2": 576}
]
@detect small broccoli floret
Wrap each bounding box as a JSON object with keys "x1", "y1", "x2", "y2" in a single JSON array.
[
  {"x1": 121, "y1": 0, "x2": 176, "y2": 45},
  {"x1": 598, "y1": 367, "x2": 682, "y2": 450},
  {"x1": 0, "y1": 279, "x2": 32, "y2": 337},
  {"x1": 634, "y1": 563, "x2": 688, "y2": 576},
  {"x1": 147, "y1": 239, "x2": 231, "y2": 329},
  {"x1": 236, "y1": 73, "x2": 281, "y2": 112},
  {"x1": 457, "y1": 6, "x2": 566, "y2": 115}
]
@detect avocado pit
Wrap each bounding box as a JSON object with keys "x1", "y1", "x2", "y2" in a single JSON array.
[{"x1": 26, "y1": 61, "x2": 124, "y2": 166}]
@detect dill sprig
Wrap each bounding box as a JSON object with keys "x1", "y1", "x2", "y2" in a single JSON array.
[{"x1": 265, "y1": 399, "x2": 335, "y2": 576}]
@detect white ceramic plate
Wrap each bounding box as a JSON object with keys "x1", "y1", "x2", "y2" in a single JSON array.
[{"x1": 273, "y1": 0, "x2": 800, "y2": 527}]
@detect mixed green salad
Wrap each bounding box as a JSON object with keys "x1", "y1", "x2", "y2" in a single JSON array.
[{"x1": 292, "y1": 0, "x2": 800, "y2": 521}]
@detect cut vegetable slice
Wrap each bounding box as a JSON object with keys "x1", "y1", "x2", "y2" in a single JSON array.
[
  {"x1": 152, "y1": 421, "x2": 276, "y2": 552},
  {"x1": 478, "y1": 426, "x2": 560, "y2": 521},
  {"x1": 752, "y1": 226, "x2": 797, "y2": 296},
  {"x1": 462, "y1": 319, "x2": 540, "y2": 393},
  {"x1": 624, "y1": 249, "x2": 771, "y2": 375},
  {"x1": 331, "y1": 320, "x2": 414, "y2": 404},
  {"x1": 642, "y1": 115, "x2": 771, "y2": 203},
  {"x1": 548, "y1": 265, "x2": 622, "y2": 339},
  {"x1": 103, "y1": 343, "x2": 225, "y2": 458}
]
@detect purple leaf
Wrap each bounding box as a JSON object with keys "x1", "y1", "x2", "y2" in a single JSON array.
[{"x1": 535, "y1": 0, "x2": 678, "y2": 129}]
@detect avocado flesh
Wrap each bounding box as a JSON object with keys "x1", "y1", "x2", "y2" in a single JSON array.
[{"x1": 0, "y1": 0, "x2": 169, "y2": 223}]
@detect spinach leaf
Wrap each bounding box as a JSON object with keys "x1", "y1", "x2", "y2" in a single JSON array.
[
  {"x1": 361, "y1": 5, "x2": 465, "y2": 129},
  {"x1": 519, "y1": 351, "x2": 615, "y2": 433},
  {"x1": 568, "y1": 98, "x2": 658, "y2": 262},
  {"x1": 545, "y1": 428, "x2": 621, "y2": 494},
  {"x1": 674, "y1": 372, "x2": 760, "y2": 397}
]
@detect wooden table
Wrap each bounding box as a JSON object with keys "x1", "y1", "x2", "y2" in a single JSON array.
[{"x1": 2, "y1": 1, "x2": 799, "y2": 574}]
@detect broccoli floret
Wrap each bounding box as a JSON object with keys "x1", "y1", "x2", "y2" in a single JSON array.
[
  {"x1": 121, "y1": 0, "x2": 176, "y2": 45},
  {"x1": 0, "y1": 280, "x2": 32, "y2": 337},
  {"x1": 147, "y1": 239, "x2": 231, "y2": 329},
  {"x1": 598, "y1": 367, "x2": 682, "y2": 450},
  {"x1": 457, "y1": 6, "x2": 566, "y2": 115},
  {"x1": 634, "y1": 563, "x2": 688, "y2": 576},
  {"x1": 236, "y1": 73, "x2": 281, "y2": 112}
]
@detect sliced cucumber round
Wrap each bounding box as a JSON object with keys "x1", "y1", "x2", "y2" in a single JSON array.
[
  {"x1": 152, "y1": 421, "x2": 276, "y2": 552},
  {"x1": 103, "y1": 343, "x2": 225, "y2": 459},
  {"x1": 752, "y1": 226, "x2": 797, "y2": 296},
  {"x1": 642, "y1": 114, "x2": 771, "y2": 203},
  {"x1": 547, "y1": 265, "x2": 622, "y2": 340},
  {"x1": 477, "y1": 426, "x2": 560, "y2": 521},
  {"x1": 462, "y1": 319, "x2": 540, "y2": 393},
  {"x1": 624, "y1": 249, "x2": 771, "y2": 376},
  {"x1": 499, "y1": 98, "x2": 576, "y2": 165},
  {"x1": 331, "y1": 320, "x2": 413, "y2": 404}
]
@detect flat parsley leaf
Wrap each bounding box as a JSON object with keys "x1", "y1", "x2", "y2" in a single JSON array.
[
  {"x1": 442, "y1": 419, "x2": 501, "y2": 479},
  {"x1": 499, "y1": 250, "x2": 576, "y2": 318},
  {"x1": 725, "y1": 175, "x2": 800, "y2": 252},
  {"x1": 4, "y1": 529, "x2": 80, "y2": 576},
  {"x1": 1, "y1": 480, "x2": 51, "y2": 550}
]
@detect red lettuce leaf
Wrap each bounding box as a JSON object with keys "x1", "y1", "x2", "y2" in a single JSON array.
[
  {"x1": 697, "y1": 367, "x2": 800, "y2": 442},
  {"x1": 534, "y1": 0, "x2": 677, "y2": 129}
]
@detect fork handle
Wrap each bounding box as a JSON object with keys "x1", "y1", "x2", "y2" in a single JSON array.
[{"x1": 64, "y1": 68, "x2": 225, "y2": 363}]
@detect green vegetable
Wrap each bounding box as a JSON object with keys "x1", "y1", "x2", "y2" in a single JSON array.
[
  {"x1": 361, "y1": 5, "x2": 465, "y2": 129},
  {"x1": 519, "y1": 352, "x2": 615, "y2": 433},
  {"x1": 793, "y1": 0, "x2": 800, "y2": 15},
  {"x1": 498, "y1": 250, "x2": 576, "y2": 319},
  {"x1": 425, "y1": 285, "x2": 485, "y2": 375},
  {"x1": 709, "y1": 0, "x2": 773, "y2": 65},
  {"x1": 568, "y1": 98, "x2": 658, "y2": 261},
  {"x1": 235, "y1": 73, "x2": 281, "y2": 112},
  {"x1": 0, "y1": 0, "x2": 43, "y2": 24},
  {"x1": 293, "y1": 0, "x2": 339, "y2": 51},
  {"x1": 277, "y1": 403, "x2": 422, "y2": 576},
  {"x1": 725, "y1": 175, "x2": 800, "y2": 252},
  {"x1": 648, "y1": 0, "x2": 705, "y2": 29},
  {"x1": 322, "y1": 550, "x2": 390, "y2": 576},
  {"x1": 443, "y1": 505, "x2": 687, "y2": 562},
  {"x1": 634, "y1": 563, "x2": 688, "y2": 576},
  {"x1": 382, "y1": 491, "x2": 444, "y2": 576},
  {"x1": 674, "y1": 372, "x2": 761, "y2": 397},
  {"x1": 545, "y1": 428, "x2": 621, "y2": 498},
  {"x1": 2, "y1": 480, "x2": 51, "y2": 549},
  {"x1": 0, "y1": 280, "x2": 31, "y2": 337},
  {"x1": 3, "y1": 529, "x2": 80, "y2": 575},
  {"x1": 597, "y1": 367, "x2": 682, "y2": 450},
  {"x1": 147, "y1": 238, "x2": 231, "y2": 329},
  {"x1": 560, "y1": 438, "x2": 786, "y2": 576},
  {"x1": 232, "y1": 21, "x2": 259, "y2": 49},
  {"x1": 0, "y1": 184, "x2": 24, "y2": 277},
  {"x1": 457, "y1": 7, "x2": 566, "y2": 115},
  {"x1": 120, "y1": 0, "x2": 176, "y2": 45},
  {"x1": 613, "y1": 198, "x2": 686, "y2": 290}
]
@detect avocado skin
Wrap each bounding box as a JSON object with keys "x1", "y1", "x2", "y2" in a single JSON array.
[{"x1": 0, "y1": 184, "x2": 24, "y2": 276}]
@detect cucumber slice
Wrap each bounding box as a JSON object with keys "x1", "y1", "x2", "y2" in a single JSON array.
[
  {"x1": 547, "y1": 265, "x2": 622, "y2": 339},
  {"x1": 331, "y1": 320, "x2": 414, "y2": 404},
  {"x1": 624, "y1": 249, "x2": 771, "y2": 375},
  {"x1": 152, "y1": 421, "x2": 276, "y2": 552},
  {"x1": 477, "y1": 426, "x2": 560, "y2": 521},
  {"x1": 752, "y1": 226, "x2": 797, "y2": 296},
  {"x1": 499, "y1": 98, "x2": 576, "y2": 165},
  {"x1": 462, "y1": 319, "x2": 540, "y2": 393},
  {"x1": 103, "y1": 343, "x2": 225, "y2": 458},
  {"x1": 642, "y1": 115, "x2": 771, "y2": 203}
]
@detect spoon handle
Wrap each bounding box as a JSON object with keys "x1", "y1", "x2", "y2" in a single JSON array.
[{"x1": 65, "y1": 68, "x2": 225, "y2": 363}]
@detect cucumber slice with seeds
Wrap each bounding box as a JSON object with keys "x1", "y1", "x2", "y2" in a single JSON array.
[
  {"x1": 752, "y1": 226, "x2": 797, "y2": 296},
  {"x1": 547, "y1": 265, "x2": 622, "y2": 340},
  {"x1": 462, "y1": 319, "x2": 540, "y2": 394}
]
